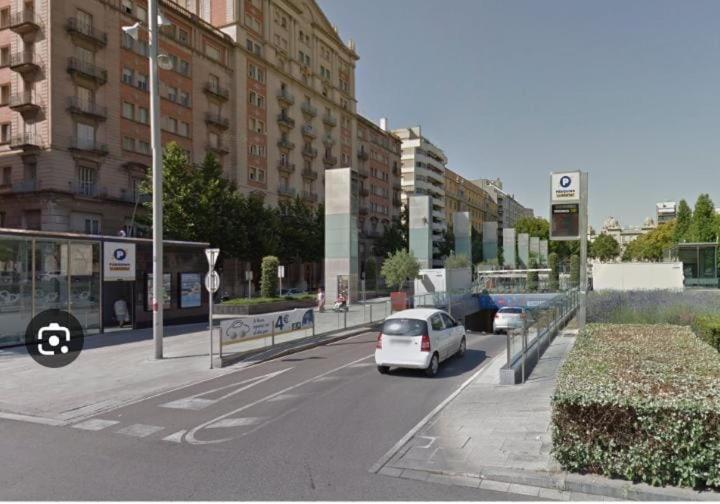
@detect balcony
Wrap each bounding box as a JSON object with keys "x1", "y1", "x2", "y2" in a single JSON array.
[
  {"x1": 323, "y1": 155, "x2": 337, "y2": 168},
  {"x1": 67, "y1": 97, "x2": 107, "y2": 120},
  {"x1": 277, "y1": 113, "x2": 295, "y2": 130},
  {"x1": 70, "y1": 138, "x2": 108, "y2": 156},
  {"x1": 9, "y1": 133, "x2": 41, "y2": 150},
  {"x1": 67, "y1": 57, "x2": 107, "y2": 85},
  {"x1": 322, "y1": 113, "x2": 337, "y2": 127},
  {"x1": 203, "y1": 81, "x2": 229, "y2": 100},
  {"x1": 8, "y1": 9, "x2": 40, "y2": 35},
  {"x1": 277, "y1": 185, "x2": 296, "y2": 198},
  {"x1": 393, "y1": 196, "x2": 402, "y2": 207},
  {"x1": 277, "y1": 138, "x2": 295, "y2": 151},
  {"x1": 357, "y1": 148, "x2": 369, "y2": 161},
  {"x1": 12, "y1": 179, "x2": 37, "y2": 193},
  {"x1": 206, "y1": 142, "x2": 229, "y2": 155},
  {"x1": 9, "y1": 92, "x2": 40, "y2": 114},
  {"x1": 359, "y1": 187, "x2": 370, "y2": 197},
  {"x1": 9, "y1": 51, "x2": 41, "y2": 75},
  {"x1": 322, "y1": 134, "x2": 335, "y2": 146},
  {"x1": 277, "y1": 88, "x2": 295, "y2": 106},
  {"x1": 393, "y1": 182, "x2": 402, "y2": 191},
  {"x1": 302, "y1": 191, "x2": 319, "y2": 203},
  {"x1": 71, "y1": 181, "x2": 105, "y2": 198},
  {"x1": 204, "y1": 112, "x2": 229, "y2": 129},
  {"x1": 277, "y1": 160, "x2": 295, "y2": 175},
  {"x1": 65, "y1": 17, "x2": 107, "y2": 47},
  {"x1": 301, "y1": 102, "x2": 317, "y2": 117},
  {"x1": 301, "y1": 125, "x2": 316, "y2": 139},
  {"x1": 301, "y1": 168, "x2": 317, "y2": 180},
  {"x1": 302, "y1": 145, "x2": 318, "y2": 159},
  {"x1": 359, "y1": 206, "x2": 369, "y2": 216},
  {"x1": 357, "y1": 165, "x2": 369, "y2": 178}
]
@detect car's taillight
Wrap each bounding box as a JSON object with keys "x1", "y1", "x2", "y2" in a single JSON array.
[
  {"x1": 376, "y1": 333, "x2": 382, "y2": 349},
  {"x1": 420, "y1": 334, "x2": 431, "y2": 352}
]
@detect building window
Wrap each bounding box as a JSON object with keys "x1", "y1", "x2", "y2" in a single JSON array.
[
  {"x1": 78, "y1": 165, "x2": 96, "y2": 196},
  {"x1": 136, "y1": 73, "x2": 148, "y2": 91},
  {"x1": 122, "y1": 136, "x2": 135, "y2": 151},
  {"x1": 138, "y1": 140, "x2": 150, "y2": 154},
  {"x1": 137, "y1": 106, "x2": 148, "y2": 124},
  {"x1": 166, "y1": 117, "x2": 177, "y2": 133},
  {"x1": 0, "y1": 8, "x2": 9, "y2": 28},
  {"x1": 76, "y1": 123, "x2": 95, "y2": 149},
  {"x1": 178, "y1": 121, "x2": 189, "y2": 137},
  {"x1": 0, "y1": 84, "x2": 9, "y2": 106},
  {"x1": 122, "y1": 67, "x2": 134, "y2": 85},
  {"x1": 205, "y1": 43, "x2": 221, "y2": 62},
  {"x1": 84, "y1": 217, "x2": 101, "y2": 235},
  {"x1": 1, "y1": 123, "x2": 11, "y2": 144},
  {"x1": 208, "y1": 131, "x2": 219, "y2": 148},
  {"x1": 2, "y1": 166, "x2": 10, "y2": 186},
  {"x1": 166, "y1": 85, "x2": 177, "y2": 102},
  {"x1": 121, "y1": 0, "x2": 133, "y2": 15},
  {"x1": 178, "y1": 28, "x2": 189, "y2": 45},
  {"x1": 136, "y1": 5, "x2": 147, "y2": 22},
  {"x1": 248, "y1": 64, "x2": 265, "y2": 83},
  {"x1": 0, "y1": 46, "x2": 9, "y2": 67},
  {"x1": 178, "y1": 90, "x2": 190, "y2": 106},
  {"x1": 122, "y1": 101, "x2": 134, "y2": 119},
  {"x1": 177, "y1": 59, "x2": 190, "y2": 76}
]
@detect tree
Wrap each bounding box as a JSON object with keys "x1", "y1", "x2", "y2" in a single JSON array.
[
  {"x1": 436, "y1": 228, "x2": 454, "y2": 262},
  {"x1": 364, "y1": 258, "x2": 377, "y2": 290},
  {"x1": 515, "y1": 216, "x2": 549, "y2": 239},
  {"x1": 373, "y1": 216, "x2": 407, "y2": 258},
  {"x1": 548, "y1": 252, "x2": 560, "y2": 291},
  {"x1": 260, "y1": 256, "x2": 279, "y2": 297},
  {"x1": 673, "y1": 199, "x2": 692, "y2": 243},
  {"x1": 689, "y1": 194, "x2": 717, "y2": 243},
  {"x1": 471, "y1": 227, "x2": 483, "y2": 265},
  {"x1": 590, "y1": 233, "x2": 620, "y2": 262},
  {"x1": 444, "y1": 253, "x2": 470, "y2": 269},
  {"x1": 276, "y1": 197, "x2": 323, "y2": 264},
  {"x1": 570, "y1": 255, "x2": 580, "y2": 287},
  {"x1": 622, "y1": 221, "x2": 676, "y2": 262},
  {"x1": 380, "y1": 250, "x2": 420, "y2": 291},
  {"x1": 526, "y1": 257, "x2": 539, "y2": 292}
]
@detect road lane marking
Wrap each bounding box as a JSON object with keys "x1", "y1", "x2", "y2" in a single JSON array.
[
  {"x1": 368, "y1": 352, "x2": 504, "y2": 474},
  {"x1": 266, "y1": 393, "x2": 303, "y2": 402},
  {"x1": 159, "y1": 368, "x2": 293, "y2": 410},
  {"x1": 163, "y1": 430, "x2": 187, "y2": 443},
  {"x1": 72, "y1": 419, "x2": 120, "y2": 431},
  {"x1": 185, "y1": 353, "x2": 374, "y2": 445},
  {"x1": 206, "y1": 417, "x2": 263, "y2": 429},
  {"x1": 117, "y1": 423, "x2": 165, "y2": 438}
]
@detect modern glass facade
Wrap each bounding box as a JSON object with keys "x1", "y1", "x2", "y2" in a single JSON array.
[{"x1": 667, "y1": 243, "x2": 719, "y2": 288}]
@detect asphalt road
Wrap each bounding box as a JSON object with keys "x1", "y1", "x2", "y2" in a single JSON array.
[{"x1": 0, "y1": 330, "x2": 537, "y2": 500}]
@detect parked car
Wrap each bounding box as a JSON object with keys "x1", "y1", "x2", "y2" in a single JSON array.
[
  {"x1": 375, "y1": 308, "x2": 466, "y2": 377},
  {"x1": 493, "y1": 306, "x2": 531, "y2": 334}
]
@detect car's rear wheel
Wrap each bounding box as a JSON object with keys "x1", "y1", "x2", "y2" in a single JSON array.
[
  {"x1": 377, "y1": 365, "x2": 390, "y2": 374},
  {"x1": 425, "y1": 353, "x2": 439, "y2": 377},
  {"x1": 456, "y1": 337, "x2": 466, "y2": 357}
]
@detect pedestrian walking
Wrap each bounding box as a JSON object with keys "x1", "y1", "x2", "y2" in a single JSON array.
[{"x1": 317, "y1": 287, "x2": 325, "y2": 312}]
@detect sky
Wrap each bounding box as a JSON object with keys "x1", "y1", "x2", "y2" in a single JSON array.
[{"x1": 318, "y1": 0, "x2": 720, "y2": 230}]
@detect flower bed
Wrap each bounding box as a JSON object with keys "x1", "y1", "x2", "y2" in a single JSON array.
[{"x1": 552, "y1": 323, "x2": 720, "y2": 489}]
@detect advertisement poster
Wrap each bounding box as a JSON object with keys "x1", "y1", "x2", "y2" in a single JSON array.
[
  {"x1": 220, "y1": 309, "x2": 314, "y2": 347},
  {"x1": 180, "y1": 273, "x2": 202, "y2": 308},
  {"x1": 146, "y1": 273, "x2": 171, "y2": 310}
]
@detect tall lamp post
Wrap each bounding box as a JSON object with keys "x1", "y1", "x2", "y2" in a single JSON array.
[{"x1": 123, "y1": 2, "x2": 172, "y2": 359}]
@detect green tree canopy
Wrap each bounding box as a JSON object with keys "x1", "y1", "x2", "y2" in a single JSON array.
[
  {"x1": 673, "y1": 199, "x2": 692, "y2": 243},
  {"x1": 444, "y1": 253, "x2": 471, "y2": 269},
  {"x1": 373, "y1": 216, "x2": 407, "y2": 258},
  {"x1": 590, "y1": 233, "x2": 620, "y2": 261},
  {"x1": 380, "y1": 250, "x2": 420, "y2": 291},
  {"x1": 622, "y1": 221, "x2": 676, "y2": 262},
  {"x1": 689, "y1": 194, "x2": 717, "y2": 243},
  {"x1": 514, "y1": 216, "x2": 549, "y2": 239}
]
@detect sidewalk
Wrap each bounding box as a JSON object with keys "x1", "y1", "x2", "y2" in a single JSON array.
[{"x1": 374, "y1": 328, "x2": 718, "y2": 501}]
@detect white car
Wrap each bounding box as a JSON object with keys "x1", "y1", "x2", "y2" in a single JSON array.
[
  {"x1": 375, "y1": 308, "x2": 467, "y2": 377},
  {"x1": 493, "y1": 306, "x2": 530, "y2": 334}
]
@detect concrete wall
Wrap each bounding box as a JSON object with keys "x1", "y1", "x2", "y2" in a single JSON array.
[{"x1": 592, "y1": 262, "x2": 684, "y2": 291}]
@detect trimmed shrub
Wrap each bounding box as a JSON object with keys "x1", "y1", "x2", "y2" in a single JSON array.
[
  {"x1": 569, "y1": 254, "x2": 580, "y2": 287},
  {"x1": 548, "y1": 252, "x2": 560, "y2": 291},
  {"x1": 693, "y1": 314, "x2": 720, "y2": 352},
  {"x1": 260, "y1": 255, "x2": 279, "y2": 298},
  {"x1": 552, "y1": 324, "x2": 720, "y2": 489},
  {"x1": 526, "y1": 258, "x2": 539, "y2": 292}
]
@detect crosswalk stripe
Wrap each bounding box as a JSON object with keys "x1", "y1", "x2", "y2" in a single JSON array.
[
  {"x1": 116, "y1": 423, "x2": 165, "y2": 438},
  {"x1": 72, "y1": 419, "x2": 120, "y2": 431}
]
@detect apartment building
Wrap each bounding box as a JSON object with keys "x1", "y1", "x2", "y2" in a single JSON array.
[
  {"x1": 0, "y1": 0, "x2": 234, "y2": 234},
  {"x1": 475, "y1": 178, "x2": 533, "y2": 240},
  {"x1": 444, "y1": 167, "x2": 497, "y2": 234},
  {"x1": 393, "y1": 125, "x2": 447, "y2": 266},
  {"x1": 356, "y1": 114, "x2": 401, "y2": 272}
]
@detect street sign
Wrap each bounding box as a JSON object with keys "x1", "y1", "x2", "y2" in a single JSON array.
[
  {"x1": 205, "y1": 270, "x2": 220, "y2": 293},
  {"x1": 205, "y1": 248, "x2": 220, "y2": 269},
  {"x1": 245, "y1": 270, "x2": 253, "y2": 281},
  {"x1": 550, "y1": 171, "x2": 586, "y2": 241},
  {"x1": 277, "y1": 265, "x2": 285, "y2": 279}
]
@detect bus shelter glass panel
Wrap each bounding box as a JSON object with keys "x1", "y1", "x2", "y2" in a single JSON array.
[
  {"x1": 70, "y1": 241, "x2": 101, "y2": 335},
  {"x1": 35, "y1": 240, "x2": 69, "y2": 313},
  {"x1": 699, "y1": 245, "x2": 718, "y2": 286},
  {"x1": 0, "y1": 237, "x2": 32, "y2": 346}
]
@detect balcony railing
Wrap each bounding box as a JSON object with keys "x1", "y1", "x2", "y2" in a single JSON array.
[
  {"x1": 322, "y1": 134, "x2": 335, "y2": 146},
  {"x1": 67, "y1": 57, "x2": 107, "y2": 85},
  {"x1": 203, "y1": 81, "x2": 229, "y2": 100},
  {"x1": 9, "y1": 51, "x2": 41, "y2": 74},
  {"x1": 277, "y1": 186, "x2": 296, "y2": 197},
  {"x1": 357, "y1": 165, "x2": 369, "y2": 178},
  {"x1": 277, "y1": 113, "x2": 295, "y2": 129},
  {"x1": 302, "y1": 146, "x2": 318, "y2": 158},
  {"x1": 357, "y1": 148, "x2": 369, "y2": 161},
  {"x1": 9, "y1": 9, "x2": 40, "y2": 35},
  {"x1": 9, "y1": 92, "x2": 40, "y2": 113},
  {"x1": 71, "y1": 181, "x2": 104, "y2": 198},
  {"x1": 204, "y1": 112, "x2": 229, "y2": 129},
  {"x1": 277, "y1": 138, "x2": 295, "y2": 151},
  {"x1": 206, "y1": 142, "x2": 229, "y2": 155},
  {"x1": 12, "y1": 179, "x2": 37, "y2": 193},
  {"x1": 301, "y1": 168, "x2": 317, "y2": 180},
  {"x1": 301, "y1": 102, "x2": 318, "y2": 117},
  {"x1": 277, "y1": 161, "x2": 295, "y2": 175},
  {"x1": 302, "y1": 191, "x2": 319, "y2": 203},
  {"x1": 301, "y1": 125, "x2": 316, "y2": 139},
  {"x1": 277, "y1": 88, "x2": 295, "y2": 106},
  {"x1": 65, "y1": 17, "x2": 107, "y2": 47},
  {"x1": 322, "y1": 113, "x2": 337, "y2": 127},
  {"x1": 359, "y1": 206, "x2": 369, "y2": 215},
  {"x1": 9, "y1": 133, "x2": 41, "y2": 150},
  {"x1": 66, "y1": 97, "x2": 107, "y2": 119},
  {"x1": 323, "y1": 155, "x2": 338, "y2": 167},
  {"x1": 359, "y1": 187, "x2": 370, "y2": 197},
  {"x1": 70, "y1": 138, "x2": 108, "y2": 155}
]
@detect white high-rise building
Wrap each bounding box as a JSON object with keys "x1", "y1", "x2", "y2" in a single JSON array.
[{"x1": 392, "y1": 126, "x2": 447, "y2": 266}]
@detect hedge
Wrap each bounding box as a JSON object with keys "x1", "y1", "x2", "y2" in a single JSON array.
[
  {"x1": 692, "y1": 314, "x2": 720, "y2": 353},
  {"x1": 552, "y1": 324, "x2": 720, "y2": 489}
]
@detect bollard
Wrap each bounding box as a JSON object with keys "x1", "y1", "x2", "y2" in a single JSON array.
[
  {"x1": 369, "y1": 303, "x2": 373, "y2": 323},
  {"x1": 506, "y1": 332, "x2": 511, "y2": 367},
  {"x1": 271, "y1": 321, "x2": 275, "y2": 347},
  {"x1": 343, "y1": 308, "x2": 347, "y2": 329}
]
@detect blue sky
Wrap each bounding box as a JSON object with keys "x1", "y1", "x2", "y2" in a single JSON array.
[{"x1": 318, "y1": 0, "x2": 720, "y2": 229}]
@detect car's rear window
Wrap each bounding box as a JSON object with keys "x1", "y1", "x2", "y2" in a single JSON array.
[
  {"x1": 382, "y1": 318, "x2": 428, "y2": 336},
  {"x1": 499, "y1": 307, "x2": 522, "y2": 314}
]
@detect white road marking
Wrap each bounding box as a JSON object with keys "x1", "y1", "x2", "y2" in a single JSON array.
[
  {"x1": 0, "y1": 412, "x2": 65, "y2": 427},
  {"x1": 159, "y1": 368, "x2": 293, "y2": 410},
  {"x1": 368, "y1": 351, "x2": 504, "y2": 474},
  {"x1": 348, "y1": 362, "x2": 375, "y2": 368},
  {"x1": 185, "y1": 353, "x2": 374, "y2": 445},
  {"x1": 71, "y1": 419, "x2": 120, "y2": 431},
  {"x1": 117, "y1": 423, "x2": 165, "y2": 438},
  {"x1": 311, "y1": 376, "x2": 341, "y2": 383},
  {"x1": 206, "y1": 417, "x2": 263, "y2": 429},
  {"x1": 162, "y1": 430, "x2": 187, "y2": 443},
  {"x1": 266, "y1": 393, "x2": 303, "y2": 402}
]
